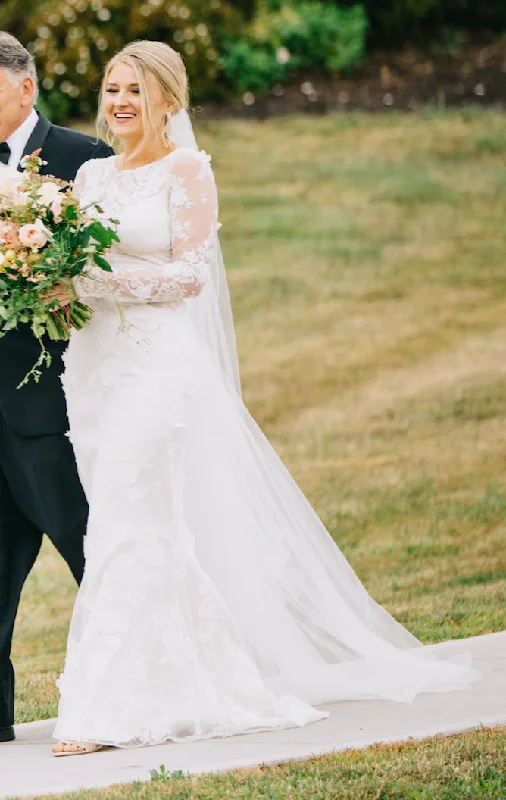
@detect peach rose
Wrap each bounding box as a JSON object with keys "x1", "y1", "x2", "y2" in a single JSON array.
[
  {"x1": 12, "y1": 191, "x2": 29, "y2": 207},
  {"x1": 18, "y1": 219, "x2": 49, "y2": 250},
  {"x1": 0, "y1": 221, "x2": 19, "y2": 245}
]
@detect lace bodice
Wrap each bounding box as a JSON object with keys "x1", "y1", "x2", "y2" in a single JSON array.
[{"x1": 73, "y1": 148, "x2": 218, "y2": 305}]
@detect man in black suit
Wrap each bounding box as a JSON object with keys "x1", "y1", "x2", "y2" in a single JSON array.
[{"x1": 0, "y1": 32, "x2": 114, "y2": 742}]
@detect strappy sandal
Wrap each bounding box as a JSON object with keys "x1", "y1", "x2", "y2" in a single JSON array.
[{"x1": 52, "y1": 741, "x2": 104, "y2": 757}]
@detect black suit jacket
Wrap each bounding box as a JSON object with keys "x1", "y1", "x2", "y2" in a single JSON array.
[{"x1": 0, "y1": 112, "x2": 114, "y2": 436}]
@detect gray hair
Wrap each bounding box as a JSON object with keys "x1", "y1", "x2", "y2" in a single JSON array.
[{"x1": 0, "y1": 32, "x2": 38, "y2": 99}]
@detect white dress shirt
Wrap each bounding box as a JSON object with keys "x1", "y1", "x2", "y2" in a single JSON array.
[{"x1": 6, "y1": 108, "x2": 39, "y2": 169}]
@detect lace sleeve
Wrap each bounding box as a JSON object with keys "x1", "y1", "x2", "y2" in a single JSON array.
[
  {"x1": 72, "y1": 162, "x2": 88, "y2": 201},
  {"x1": 77, "y1": 150, "x2": 218, "y2": 304}
]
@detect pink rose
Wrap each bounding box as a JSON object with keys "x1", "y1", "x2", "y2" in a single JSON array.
[
  {"x1": 0, "y1": 221, "x2": 19, "y2": 245},
  {"x1": 18, "y1": 219, "x2": 49, "y2": 250}
]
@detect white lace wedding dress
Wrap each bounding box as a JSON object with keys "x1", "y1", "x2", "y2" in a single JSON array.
[{"x1": 54, "y1": 148, "x2": 478, "y2": 748}]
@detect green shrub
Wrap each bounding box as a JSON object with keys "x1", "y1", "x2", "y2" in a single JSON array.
[
  {"x1": 35, "y1": 89, "x2": 71, "y2": 126},
  {"x1": 2, "y1": 0, "x2": 365, "y2": 119},
  {"x1": 221, "y1": 1, "x2": 367, "y2": 95},
  {"x1": 341, "y1": 0, "x2": 506, "y2": 44},
  {"x1": 257, "y1": 1, "x2": 367, "y2": 72},
  {"x1": 221, "y1": 40, "x2": 286, "y2": 95},
  {"x1": 4, "y1": 0, "x2": 504, "y2": 122}
]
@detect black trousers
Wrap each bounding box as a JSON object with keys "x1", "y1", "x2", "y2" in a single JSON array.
[{"x1": 0, "y1": 416, "x2": 87, "y2": 730}]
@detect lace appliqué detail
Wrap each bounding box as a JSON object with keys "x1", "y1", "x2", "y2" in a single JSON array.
[{"x1": 76, "y1": 156, "x2": 168, "y2": 216}]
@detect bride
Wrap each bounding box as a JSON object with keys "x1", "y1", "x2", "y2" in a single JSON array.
[{"x1": 52, "y1": 41, "x2": 478, "y2": 756}]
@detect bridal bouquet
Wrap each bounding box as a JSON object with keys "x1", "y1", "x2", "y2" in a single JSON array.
[{"x1": 0, "y1": 150, "x2": 119, "y2": 386}]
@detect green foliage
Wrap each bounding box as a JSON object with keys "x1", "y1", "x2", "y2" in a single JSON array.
[
  {"x1": 428, "y1": 26, "x2": 465, "y2": 55},
  {"x1": 221, "y1": 1, "x2": 367, "y2": 95},
  {"x1": 35, "y1": 91, "x2": 71, "y2": 127},
  {"x1": 346, "y1": 0, "x2": 506, "y2": 43},
  {"x1": 220, "y1": 40, "x2": 286, "y2": 95},
  {"x1": 150, "y1": 765, "x2": 186, "y2": 781},
  {"x1": 254, "y1": 1, "x2": 368, "y2": 72},
  {"x1": 2, "y1": 0, "x2": 365, "y2": 119}
]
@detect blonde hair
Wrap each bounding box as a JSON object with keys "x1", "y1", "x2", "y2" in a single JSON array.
[{"x1": 98, "y1": 40, "x2": 188, "y2": 158}]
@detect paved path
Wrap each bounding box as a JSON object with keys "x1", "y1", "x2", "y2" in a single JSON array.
[{"x1": 1, "y1": 632, "x2": 505, "y2": 799}]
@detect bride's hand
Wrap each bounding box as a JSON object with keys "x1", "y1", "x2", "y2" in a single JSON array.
[{"x1": 43, "y1": 281, "x2": 78, "y2": 309}]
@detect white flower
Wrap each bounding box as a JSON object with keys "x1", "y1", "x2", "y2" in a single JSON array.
[
  {"x1": 12, "y1": 191, "x2": 29, "y2": 207},
  {"x1": 19, "y1": 154, "x2": 48, "y2": 170},
  {"x1": 36, "y1": 181, "x2": 61, "y2": 204},
  {"x1": 0, "y1": 174, "x2": 24, "y2": 195}
]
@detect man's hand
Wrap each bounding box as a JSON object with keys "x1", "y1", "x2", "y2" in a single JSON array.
[{"x1": 43, "y1": 282, "x2": 77, "y2": 309}]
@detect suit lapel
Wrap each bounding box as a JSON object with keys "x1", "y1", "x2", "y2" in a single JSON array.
[{"x1": 19, "y1": 112, "x2": 52, "y2": 171}]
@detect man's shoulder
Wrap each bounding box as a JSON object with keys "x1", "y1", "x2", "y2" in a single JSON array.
[
  {"x1": 39, "y1": 121, "x2": 114, "y2": 180},
  {"x1": 46, "y1": 122, "x2": 111, "y2": 154}
]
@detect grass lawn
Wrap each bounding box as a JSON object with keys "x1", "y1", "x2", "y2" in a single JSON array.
[{"x1": 10, "y1": 109, "x2": 506, "y2": 796}]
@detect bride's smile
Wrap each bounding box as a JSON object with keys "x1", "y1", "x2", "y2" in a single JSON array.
[{"x1": 104, "y1": 64, "x2": 142, "y2": 135}]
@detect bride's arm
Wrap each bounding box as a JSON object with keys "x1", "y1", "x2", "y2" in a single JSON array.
[
  {"x1": 77, "y1": 150, "x2": 218, "y2": 304},
  {"x1": 156, "y1": 149, "x2": 218, "y2": 302}
]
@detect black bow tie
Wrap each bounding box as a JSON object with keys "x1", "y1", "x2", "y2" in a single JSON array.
[{"x1": 0, "y1": 142, "x2": 11, "y2": 165}]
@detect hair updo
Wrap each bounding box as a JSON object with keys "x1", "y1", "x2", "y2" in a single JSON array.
[{"x1": 98, "y1": 40, "x2": 189, "y2": 152}]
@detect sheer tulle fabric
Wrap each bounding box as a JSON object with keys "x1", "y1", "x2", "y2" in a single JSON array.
[
  {"x1": 54, "y1": 150, "x2": 478, "y2": 748},
  {"x1": 170, "y1": 110, "x2": 241, "y2": 393}
]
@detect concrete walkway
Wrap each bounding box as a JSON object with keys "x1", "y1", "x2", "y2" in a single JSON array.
[{"x1": 1, "y1": 632, "x2": 505, "y2": 799}]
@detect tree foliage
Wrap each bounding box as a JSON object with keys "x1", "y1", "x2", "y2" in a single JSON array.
[
  {"x1": 340, "y1": 0, "x2": 506, "y2": 44},
  {"x1": 1, "y1": 0, "x2": 367, "y2": 120},
  {"x1": 6, "y1": 0, "x2": 244, "y2": 118},
  {"x1": 221, "y1": 1, "x2": 367, "y2": 95},
  {"x1": 1, "y1": 0, "x2": 505, "y2": 121}
]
